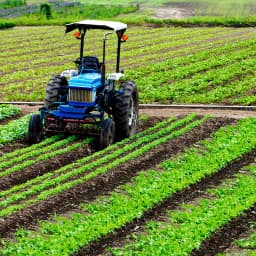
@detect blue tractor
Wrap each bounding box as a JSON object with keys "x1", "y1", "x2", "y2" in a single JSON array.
[{"x1": 28, "y1": 20, "x2": 139, "y2": 149}]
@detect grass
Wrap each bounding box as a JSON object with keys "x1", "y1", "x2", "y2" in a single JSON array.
[
  {"x1": 0, "y1": 19, "x2": 15, "y2": 29},
  {"x1": 0, "y1": 0, "x2": 25, "y2": 9},
  {"x1": 0, "y1": 3, "x2": 138, "y2": 27},
  {"x1": 1, "y1": 0, "x2": 256, "y2": 27},
  {"x1": 76, "y1": 0, "x2": 256, "y2": 16}
]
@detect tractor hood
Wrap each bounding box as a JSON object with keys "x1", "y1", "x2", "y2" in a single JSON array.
[
  {"x1": 69, "y1": 72, "x2": 102, "y2": 89},
  {"x1": 65, "y1": 20, "x2": 127, "y2": 34},
  {"x1": 67, "y1": 72, "x2": 102, "y2": 107}
]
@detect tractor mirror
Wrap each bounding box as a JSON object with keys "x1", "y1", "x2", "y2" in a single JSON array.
[
  {"x1": 121, "y1": 34, "x2": 128, "y2": 42},
  {"x1": 74, "y1": 31, "x2": 81, "y2": 39}
]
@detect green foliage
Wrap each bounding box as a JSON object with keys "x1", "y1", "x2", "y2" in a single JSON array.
[
  {"x1": 1, "y1": 26, "x2": 256, "y2": 104},
  {"x1": 40, "y1": 3, "x2": 52, "y2": 20},
  {"x1": 0, "y1": 19, "x2": 15, "y2": 29},
  {"x1": 158, "y1": 16, "x2": 256, "y2": 27},
  {"x1": 2, "y1": 117, "x2": 256, "y2": 255},
  {"x1": 0, "y1": 114, "x2": 31, "y2": 145},
  {"x1": 0, "y1": 114, "x2": 201, "y2": 218},
  {"x1": 112, "y1": 174, "x2": 256, "y2": 255},
  {"x1": 78, "y1": 0, "x2": 256, "y2": 17},
  {"x1": 236, "y1": 232, "x2": 256, "y2": 249},
  {"x1": 0, "y1": 135, "x2": 85, "y2": 178},
  {"x1": 0, "y1": 0, "x2": 25, "y2": 9},
  {"x1": 6, "y1": 4, "x2": 137, "y2": 26},
  {"x1": 0, "y1": 104, "x2": 21, "y2": 121}
]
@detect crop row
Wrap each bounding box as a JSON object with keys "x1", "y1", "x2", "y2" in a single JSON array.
[
  {"x1": 1, "y1": 31, "x2": 247, "y2": 86},
  {"x1": 0, "y1": 28, "x2": 230, "y2": 78},
  {"x1": 0, "y1": 26, "x2": 222, "y2": 56},
  {"x1": 0, "y1": 135, "x2": 92, "y2": 178},
  {"x1": 0, "y1": 104, "x2": 20, "y2": 121},
  {"x1": 111, "y1": 171, "x2": 256, "y2": 255},
  {"x1": 127, "y1": 37, "x2": 256, "y2": 78},
  {"x1": 172, "y1": 58, "x2": 256, "y2": 103},
  {"x1": 1, "y1": 38, "x2": 253, "y2": 102},
  {"x1": 130, "y1": 42, "x2": 256, "y2": 103},
  {"x1": 0, "y1": 115, "x2": 177, "y2": 198},
  {"x1": 1, "y1": 27, "x2": 248, "y2": 73},
  {"x1": 237, "y1": 231, "x2": 256, "y2": 250},
  {"x1": 1, "y1": 26, "x2": 256, "y2": 103},
  {"x1": 0, "y1": 27, "x2": 211, "y2": 61},
  {"x1": 0, "y1": 114, "x2": 30, "y2": 145},
  {"x1": 0, "y1": 28, "x2": 231, "y2": 79},
  {"x1": 0, "y1": 114, "x2": 206, "y2": 218},
  {"x1": 1, "y1": 117, "x2": 256, "y2": 255}
]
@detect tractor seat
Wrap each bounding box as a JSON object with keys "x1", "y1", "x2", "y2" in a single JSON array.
[{"x1": 80, "y1": 56, "x2": 101, "y2": 73}]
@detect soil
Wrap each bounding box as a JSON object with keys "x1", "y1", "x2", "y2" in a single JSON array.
[
  {"x1": 143, "y1": 6, "x2": 194, "y2": 19},
  {"x1": 75, "y1": 148, "x2": 256, "y2": 256},
  {"x1": 0, "y1": 143, "x2": 92, "y2": 191},
  {"x1": 15, "y1": 104, "x2": 256, "y2": 119},
  {"x1": 0, "y1": 116, "x2": 234, "y2": 238},
  {"x1": 1, "y1": 106, "x2": 256, "y2": 255},
  {"x1": 140, "y1": 107, "x2": 256, "y2": 119}
]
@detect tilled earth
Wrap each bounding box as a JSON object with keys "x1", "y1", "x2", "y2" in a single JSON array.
[{"x1": 0, "y1": 113, "x2": 255, "y2": 255}]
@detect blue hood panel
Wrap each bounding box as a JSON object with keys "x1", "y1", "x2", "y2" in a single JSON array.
[{"x1": 69, "y1": 72, "x2": 102, "y2": 89}]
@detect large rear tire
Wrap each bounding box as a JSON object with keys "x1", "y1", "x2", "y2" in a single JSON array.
[
  {"x1": 28, "y1": 114, "x2": 42, "y2": 144},
  {"x1": 44, "y1": 75, "x2": 68, "y2": 109},
  {"x1": 99, "y1": 119, "x2": 115, "y2": 149},
  {"x1": 112, "y1": 81, "x2": 139, "y2": 141}
]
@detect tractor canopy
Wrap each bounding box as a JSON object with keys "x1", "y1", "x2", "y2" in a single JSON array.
[
  {"x1": 65, "y1": 20, "x2": 128, "y2": 73},
  {"x1": 65, "y1": 19, "x2": 127, "y2": 35}
]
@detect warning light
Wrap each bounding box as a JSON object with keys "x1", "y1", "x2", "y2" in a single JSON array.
[
  {"x1": 121, "y1": 34, "x2": 128, "y2": 42},
  {"x1": 74, "y1": 31, "x2": 81, "y2": 39}
]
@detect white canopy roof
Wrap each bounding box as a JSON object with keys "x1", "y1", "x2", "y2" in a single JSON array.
[{"x1": 65, "y1": 20, "x2": 127, "y2": 34}]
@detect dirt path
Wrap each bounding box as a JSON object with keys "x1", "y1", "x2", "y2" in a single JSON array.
[
  {"x1": 142, "y1": 6, "x2": 194, "y2": 19},
  {"x1": 0, "y1": 117, "x2": 231, "y2": 237},
  {"x1": 140, "y1": 107, "x2": 256, "y2": 119},
  {"x1": 16, "y1": 104, "x2": 256, "y2": 119}
]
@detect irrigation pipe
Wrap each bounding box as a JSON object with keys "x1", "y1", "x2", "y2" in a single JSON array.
[{"x1": 0, "y1": 102, "x2": 256, "y2": 111}]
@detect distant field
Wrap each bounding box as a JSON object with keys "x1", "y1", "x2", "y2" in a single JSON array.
[
  {"x1": 5, "y1": 0, "x2": 256, "y2": 17},
  {"x1": 77, "y1": 0, "x2": 256, "y2": 17},
  {"x1": 1, "y1": 25, "x2": 256, "y2": 105},
  {"x1": 2, "y1": 0, "x2": 256, "y2": 27}
]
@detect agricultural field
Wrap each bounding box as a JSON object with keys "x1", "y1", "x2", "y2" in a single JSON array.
[
  {"x1": 1, "y1": 1, "x2": 256, "y2": 254},
  {"x1": 0, "y1": 110, "x2": 256, "y2": 255},
  {"x1": 24, "y1": 0, "x2": 256, "y2": 17},
  {"x1": 66, "y1": 0, "x2": 256, "y2": 17},
  {"x1": 1, "y1": 25, "x2": 256, "y2": 105}
]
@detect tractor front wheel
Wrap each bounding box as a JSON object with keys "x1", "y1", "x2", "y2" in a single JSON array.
[
  {"x1": 28, "y1": 114, "x2": 42, "y2": 144},
  {"x1": 99, "y1": 119, "x2": 115, "y2": 149},
  {"x1": 113, "y1": 81, "x2": 139, "y2": 141},
  {"x1": 44, "y1": 75, "x2": 68, "y2": 109}
]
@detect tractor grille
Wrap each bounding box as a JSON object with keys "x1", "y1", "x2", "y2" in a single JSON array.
[{"x1": 68, "y1": 88, "x2": 93, "y2": 103}]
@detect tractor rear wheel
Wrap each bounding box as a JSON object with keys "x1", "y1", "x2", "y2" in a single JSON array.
[
  {"x1": 99, "y1": 119, "x2": 115, "y2": 149},
  {"x1": 44, "y1": 75, "x2": 68, "y2": 109},
  {"x1": 28, "y1": 114, "x2": 42, "y2": 144},
  {"x1": 113, "y1": 81, "x2": 139, "y2": 141}
]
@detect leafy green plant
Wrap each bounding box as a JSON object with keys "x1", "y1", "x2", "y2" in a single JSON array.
[
  {"x1": 2, "y1": 117, "x2": 256, "y2": 255},
  {"x1": 0, "y1": 0, "x2": 25, "y2": 8},
  {"x1": 0, "y1": 114, "x2": 202, "y2": 218},
  {"x1": 1, "y1": 25, "x2": 255, "y2": 104},
  {"x1": 111, "y1": 173, "x2": 256, "y2": 255},
  {"x1": 0, "y1": 114, "x2": 31, "y2": 145},
  {"x1": 0, "y1": 104, "x2": 21, "y2": 121}
]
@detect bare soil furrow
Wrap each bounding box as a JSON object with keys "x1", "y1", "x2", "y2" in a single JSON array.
[
  {"x1": 0, "y1": 117, "x2": 233, "y2": 237},
  {"x1": 0, "y1": 144, "x2": 92, "y2": 191},
  {"x1": 77, "y1": 148, "x2": 256, "y2": 256},
  {"x1": 191, "y1": 204, "x2": 256, "y2": 256}
]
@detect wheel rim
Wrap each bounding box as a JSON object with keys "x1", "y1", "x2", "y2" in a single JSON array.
[
  {"x1": 108, "y1": 123, "x2": 114, "y2": 145},
  {"x1": 100, "y1": 120, "x2": 115, "y2": 149},
  {"x1": 128, "y1": 96, "x2": 136, "y2": 128}
]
